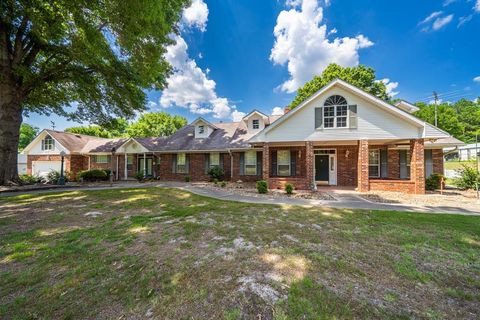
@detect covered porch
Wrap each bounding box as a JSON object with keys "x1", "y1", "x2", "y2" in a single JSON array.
[{"x1": 260, "y1": 138, "x2": 433, "y2": 194}]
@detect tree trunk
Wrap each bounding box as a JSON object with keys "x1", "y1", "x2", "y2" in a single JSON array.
[{"x1": 0, "y1": 83, "x2": 23, "y2": 185}]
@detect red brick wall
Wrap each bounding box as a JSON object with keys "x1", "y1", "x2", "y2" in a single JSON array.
[
  {"x1": 268, "y1": 146, "x2": 307, "y2": 178},
  {"x1": 336, "y1": 145, "x2": 358, "y2": 186},
  {"x1": 410, "y1": 139, "x2": 425, "y2": 194},
  {"x1": 159, "y1": 153, "x2": 231, "y2": 181},
  {"x1": 27, "y1": 154, "x2": 88, "y2": 181},
  {"x1": 369, "y1": 180, "x2": 416, "y2": 193},
  {"x1": 432, "y1": 149, "x2": 444, "y2": 175},
  {"x1": 387, "y1": 149, "x2": 400, "y2": 179},
  {"x1": 231, "y1": 151, "x2": 263, "y2": 182},
  {"x1": 357, "y1": 140, "x2": 369, "y2": 192}
]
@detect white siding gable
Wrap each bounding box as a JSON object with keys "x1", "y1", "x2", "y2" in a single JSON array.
[
  {"x1": 263, "y1": 87, "x2": 423, "y2": 142},
  {"x1": 25, "y1": 131, "x2": 69, "y2": 155},
  {"x1": 116, "y1": 139, "x2": 149, "y2": 154},
  {"x1": 245, "y1": 114, "x2": 266, "y2": 132}
]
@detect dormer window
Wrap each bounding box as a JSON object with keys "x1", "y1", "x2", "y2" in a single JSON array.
[
  {"x1": 198, "y1": 125, "x2": 205, "y2": 135},
  {"x1": 252, "y1": 119, "x2": 260, "y2": 130},
  {"x1": 41, "y1": 135, "x2": 54, "y2": 150}
]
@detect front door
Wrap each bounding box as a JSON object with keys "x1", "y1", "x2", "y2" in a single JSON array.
[
  {"x1": 138, "y1": 158, "x2": 153, "y2": 176},
  {"x1": 315, "y1": 154, "x2": 329, "y2": 182}
]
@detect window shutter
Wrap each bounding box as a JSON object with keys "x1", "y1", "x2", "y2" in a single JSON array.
[
  {"x1": 172, "y1": 154, "x2": 177, "y2": 173},
  {"x1": 239, "y1": 152, "x2": 245, "y2": 175},
  {"x1": 290, "y1": 150, "x2": 297, "y2": 176},
  {"x1": 270, "y1": 150, "x2": 277, "y2": 176},
  {"x1": 315, "y1": 107, "x2": 323, "y2": 129},
  {"x1": 349, "y1": 105, "x2": 357, "y2": 128},
  {"x1": 205, "y1": 153, "x2": 210, "y2": 174},
  {"x1": 380, "y1": 149, "x2": 388, "y2": 178},
  {"x1": 219, "y1": 153, "x2": 224, "y2": 169},
  {"x1": 185, "y1": 154, "x2": 190, "y2": 173},
  {"x1": 399, "y1": 150, "x2": 408, "y2": 179},
  {"x1": 256, "y1": 151, "x2": 262, "y2": 176}
]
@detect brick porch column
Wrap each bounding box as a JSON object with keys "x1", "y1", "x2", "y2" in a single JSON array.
[
  {"x1": 410, "y1": 139, "x2": 425, "y2": 194},
  {"x1": 262, "y1": 143, "x2": 270, "y2": 183},
  {"x1": 357, "y1": 139, "x2": 369, "y2": 192},
  {"x1": 305, "y1": 141, "x2": 314, "y2": 190}
]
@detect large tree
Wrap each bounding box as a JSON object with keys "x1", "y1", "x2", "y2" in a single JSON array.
[
  {"x1": 65, "y1": 118, "x2": 128, "y2": 138},
  {"x1": 18, "y1": 122, "x2": 38, "y2": 151},
  {"x1": 289, "y1": 63, "x2": 389, "y2": 109},
  {"x1": 414, "y1": 102, "x2": 464, "y2": 139},
  {"x1": 126, "y1": 112, "x2": 187, "y2": 137},
  {"x1": 0, "y1": 0, "x2": 189, "y2": 185}
]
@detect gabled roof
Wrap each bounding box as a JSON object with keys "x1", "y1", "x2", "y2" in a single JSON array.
[
  {"x1": 242, "y1": 109, "x2": 269, "y2": 120},
  {"x1": 261, "y1": 79, "x2": 427, "y2": 136},
  {"x1": 191, "y1": 117, "x2": 219, "y2": 129}
]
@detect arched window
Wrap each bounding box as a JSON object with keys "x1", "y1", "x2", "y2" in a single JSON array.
[
  {"x1": 41, "y1": 135, "x2": 55, "y2": 150},
  {"x1": 323, "y1": 95, "x2": 348, "y2": 128}
]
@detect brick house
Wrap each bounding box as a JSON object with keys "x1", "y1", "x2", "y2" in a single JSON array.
[{"x1": 22, "y1": 79, "x2": 463, "y2": 194}]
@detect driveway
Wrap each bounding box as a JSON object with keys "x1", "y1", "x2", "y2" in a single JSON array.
[{"x1": 1, "y1": 181, "x2": 479, "y2": 216}]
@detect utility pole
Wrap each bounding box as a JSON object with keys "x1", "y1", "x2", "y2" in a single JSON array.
[{"x1": 433, "y1": 91, "x2": 439, "y2": 127}]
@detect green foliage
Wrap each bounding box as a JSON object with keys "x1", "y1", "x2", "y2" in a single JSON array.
[
  {"x1": 135, "y1": 171, "x2": 144, "y2": 182},
  {"x1": 19, "y1": 174, "x2": 41, "y2": 185},
  {"x1": 77, "y1": 169, "x2": 109, "y2": 182},
  {"x1": 18, "y1": 124, "x2": 39, "y2": 151},
  {"x1": 126, "y1": 112, "x2": 187, "y2": 137},
  {"x1": 3, "y1": 0, "x2": 189, "y2": 122},
  {"x1": 184, "y1": 176, "x2": 191, "y2": 182},
  {"x1": 289, "y1": 64, "x2": 389, "y2": 109},
  {"x1": 220, "y1": 181, "x2": 227, "y2": 188},
  {"x1": 44, "y1": 170, "x2": 64, "y2": 184},
  {"x1": 208, "y1": 166, "x2": 225, "y2": 181},
  {"x1": 256, "y1": 180, "x2": 268, "y2": 194},
  {"x1": 454, "y1": 165, "x2": 480, "y2": 190},
  {"x1": 425, "y1": 173, "x2": 444, "y2": 191},
  {"x1": 65, "y1": 125, "x2": 113, "y2": 138},
  {"x1": 285, "y1": 183, "x2": 294, "y2": 194}
]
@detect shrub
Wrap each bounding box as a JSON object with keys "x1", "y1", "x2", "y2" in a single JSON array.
[
  {"x1": 135, "y1": 171, "x2": 144, "y2": 182},
  {"x1": 285, "y1": 183, "x2": 294, "y2": 194},
  {"x1": 184, "y1": 176, "x2": 191, "y2": 182},
  {"x1": 104, "y1": 169, "x2": 112, "y2": 177},
  {"x1": 77, "y1": 169, "x2": 109, "y2": 182},
  {"x1": 19, "y1": 174, "x2": 41, "y2": 185},
  {"x1": 213, "y1": 178, "x2": 219, "y2": 185},
  {"x1": 44, "y1": 170, "x2": 62, "y2": 184},
  {"x1": 208, "y1": 166, "x2": 224, "y2": 181},
  {"x1": 425, "y1": 173, "x2": 444, "y2": 191},
  {"x1": 220, "y1": 181, "x2": 227, "y2": 188},
  {"x1": 256, "y1": 180, "x2": 268, "y2": 194},
  {"x1": 454, "y1": 165, "x2": 480, "y2": 190}
]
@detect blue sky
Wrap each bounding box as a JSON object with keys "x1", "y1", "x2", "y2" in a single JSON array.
[{"x1": 28, "y1": 0, "x2": 480, "y2": 130}]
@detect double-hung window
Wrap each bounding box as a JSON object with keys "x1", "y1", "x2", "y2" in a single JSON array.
[
  {"x1": 244, "y1": 151, "x2": 257, "y2": 175},
  {"x1": 252, "y1": 119, "x2": 260, "y2": 129},
  {"x1": 176, "y1": 153, "x2": 187, "y2": 173},
  {"x1": 127, "y1": 156, "x2": 133, "y2": 170},
  {"x1": 96, "y1": 155, "x2": 109, "y2": 163},
  {"x1": 41, "y1": 135, "x2": 54, "y2": 150},
  {"x1": 277, "y1": 150, "x2": 291, "y2": 176},
  {"x1": 198, "y1": 125, "x2": 205, "y2": 135},
  {"x1": 323, "y1": 95, "x2": 348, "y2": 128},
  {"x1": 368, "y1": 149, "x2": 380, "y2": 178},
  {"x1": 209, "y1": 152, "x2": 220, "y2": 169}
]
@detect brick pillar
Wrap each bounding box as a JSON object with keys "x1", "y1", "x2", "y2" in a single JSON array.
[
  {"x1": 357, "y1": 140, "x2": 369, "y2": 192},
  {"x1": 262, "y1": 144, "x2": 270, "y2": 184},
  {"x1": 410, "y1": 139, "x2": 425, "y2": 194},
  {"x1": 305, "y1": 141, "x2": 314, "y2": 190}
]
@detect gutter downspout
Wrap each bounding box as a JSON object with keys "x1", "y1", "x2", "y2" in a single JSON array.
[{"x1": 228, "y1": 149, "x2": 233, "y2": 181}]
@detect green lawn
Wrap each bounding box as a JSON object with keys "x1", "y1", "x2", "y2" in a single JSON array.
[{"x1": 0, "y1": 188, "x2": 479, "y2": 319}]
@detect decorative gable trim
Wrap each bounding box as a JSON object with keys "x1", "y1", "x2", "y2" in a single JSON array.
[{"x1": 22, "y1": 129, "x2": 70, "y2": 154}]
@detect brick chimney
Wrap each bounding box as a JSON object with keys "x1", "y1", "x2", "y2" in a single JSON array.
[{"x1": 284, "y1": 107, "x2": 290, "y2": 114}]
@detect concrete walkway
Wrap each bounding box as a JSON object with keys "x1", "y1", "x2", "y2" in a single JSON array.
[{"x1": 1, "y1": 181, "x2": 479, "y2": 216}]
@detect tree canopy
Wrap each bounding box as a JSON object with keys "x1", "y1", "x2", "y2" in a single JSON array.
[
  {"x1": 65, "y1": 112, "x2": 187, "y2": 138},
  {"x1": 18, "y1": 123, "x2": 38, "y2": 151},
  {"x1": 289, "y1": 64, "x2": 389, "y2": 109},
  {"x1": 0, "y1": 0, "x2": 189, "y2": 184},
  {"x1": 414, "y1": 98, "x2": 480, "y2": 143}
]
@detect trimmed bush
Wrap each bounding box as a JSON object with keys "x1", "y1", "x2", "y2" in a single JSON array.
[
  {"x1": 19, "y1": 174, "x2": 41, "y2": 185},
  {"x1": 285, "y1": 183, "x2": 294, "y2": 194},
  {"x1": 256, "y1": 180, "x2": 268, "y2": 194},
  {"x1": 184, "y1": 176, "x2": 191, "y2": 182},
  {"x1": 208, "y1": 166, "x2": 224, "y2": 181},
  {"x1": 425, "y1": 173, "x2": 444, "y2": 191},
  {"x1": 135, "y1": 171, "x2": 144, "y2": 182},
  {"x1": 454, "y1": 165, "x2": 480, "y2": 190},
  {"x1": 77, "y1": 169, "x2": 109, "y2": 182}
]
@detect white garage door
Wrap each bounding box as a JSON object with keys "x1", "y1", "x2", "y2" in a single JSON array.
[{"x1": 32, "y1": 161, "x2": 62, "y2": 177}]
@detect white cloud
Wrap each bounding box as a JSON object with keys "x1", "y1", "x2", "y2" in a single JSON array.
[
  {"x1": 474, "y1": 76, "x2": 480, "y2": 82},
  {"x1": 432, "y1": 14, "x2": 454, "y2": 30},
  {"x1": 270, "y1": 0, "x2": 373, "y2": 93},
  {"x1": 271, "y1": 107, "x2": 285, "y2": 116},
  {"x1": 419, "y1": 11, "x2": 443, "y2": 25},
  {"x1": 443, "y1": 0, "x2": 457, "y2": 7},
  {"x1": 379, "y1": 78, "x2": 399, "y2": 97},
  {"x1": 231, "y1": 110, "x2": 246, "y2": 122},
  {"x1": 476, "y1": 0, "x2": 480, "y2": 12},
  {"x1": 160, "y1": 0, "x2": 240, "y2": 120},
  {"x1": 181, "y1": 0, "x2": 209, "y2": 32},
  {"x1": 458, "y1": 15, "x2": 473, "y2": 28},
  {"x1": 147, "y1": 100, "x2": 158, "y2": 110}
]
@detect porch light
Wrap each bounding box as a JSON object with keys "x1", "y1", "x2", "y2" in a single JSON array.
[{"x1": 345, "y1": 150, "x2": 350, "y2": 159}]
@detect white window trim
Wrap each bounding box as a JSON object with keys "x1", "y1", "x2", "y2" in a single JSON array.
[
  {"x1": 252, "y1": 119, "x2": 260, "y2": 130},
  {"x1": 368, "y1": 149, "x2": 380, "y2": 178},
  {"x1": 244, "y1": 150, "x2": 257, "y2": 175},
  {"x1": 210, "y1": 152, "x2": 220, "y2": 168},
  {"x1": 323, "y1": 105, "x2": 349, "y2": 129},
  {"x1": 198, "y1": 125, "x2": 205, "y2": 134},
  {"x1": 41, "y1": 136, "x2": 55, "y2": 151},
  {"x1": 96, "y1": 155, "x2": 109, "y2": 164},
  {"x1": 277, "y1": 150, "x2": 291, "y2": 176}
]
